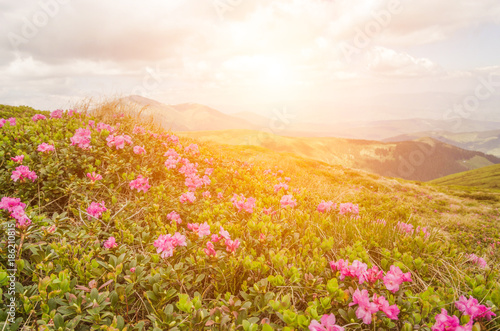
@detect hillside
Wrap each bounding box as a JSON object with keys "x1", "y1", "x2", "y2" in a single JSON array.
[
  {"x1": 429, "y1": 164, "x2": 500, "y2": 190},
  {"x1": 178, "y1": 129, "x2": 500, "y2": 181},
  {"x1": 0, "y1": 104, "x2": 499, "y2": 330},
  {"x1": 119, "y1": 95, "x2": 257, "y2": 131},
  {"x1": 385, "y1": 130, "x2": 500, "y2": 157}
]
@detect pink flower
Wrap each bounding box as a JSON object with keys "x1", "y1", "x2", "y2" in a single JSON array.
[
  {"x1": 104, "y1": 236, "x2": 118, "y2": 249},
  {"x1": 204, "y1": 242, "x2": 217, "y2": 257},
  {"x1": 87, "y1": 201, "x2": 107, "y2": 220},
  {"x1": 32, "y1": 114, "x2": 47, "y2": 121},
  {"x1": 129, "y1": 175, "x2": 150, "y2": 193},
  {"x1": 397, "y1": 222, "x2": 414, "y2": 235},
  {"x1": 431, "y1": 309, "x2": 466, "y2": 331},
  {"x1": 225, "y1": 239, "x2": 240, "y2": 253},
  {"x1": 383, "y1": 265, "x2": 412, "y2": 293},
  {"x1": 219, "y1": 226, "x2": 231, "y2": 240},
  {"x1": 317, "y1": 201, "x2": 335, "y2": 213},
  {"x1": 363, "y1": 266, "x2": 384, "y2": 283},
  {"x1": 107, "y1": 134, "x2": 133, "y2": 150},
  {"x1": 130, "y1": 267, "x2": 136, "y2": 273},
  {"x1": 37, "y1": 143, "x2": 55, "y2": 153},
  {"x1": 280, "y1": 195, "x2": 297, "y2": 208},
  {"x1": 154, "y1": 233, "x2": 186, "y2": 259},
  {"x1": 263, "y1": 207, "x2": 276, "y2": 216},
  {"x1": 202, "y1": 191, "x2": 211, "y2": 198},
  {"x1": 47, "y1": 224, "x2": 56, "y2": 233},
  {"x1": 309, "y1": 314, "x2": 344, "y2": 331},
  {"x1": 164, "y1": 156, "x2": 180, "y2": 169},
  {"x1": 339, "y1": 203, "x2": 359, "y2": 215},
  {"x1": 231, "y1": 194, "x2": 256, "y2": 213},
  {"x1": 467, "y1": 254, "x2": 488, "y2": 268},
  {"x1": 180, "y1": 192, "x2": 196, "y2": 204},
  {"x1": 50, "y1": 109, "x2": 63, "y2": 118},
  {"x1": 274, "y1": 182, "x2": 289, "y2": 192},
  {"x1": 96, "y1": 122, "x2": 117, "y2": 133},
  {"x1": 133, "y1": 146, "x2": 146, "y2": 155},
  {"x1": 184, "y1": 143, "x2": 199, "y2": 155},
  {"x1": 349, "y1": 289, "x2": 378, "y2": 324},
  {"x1": 164, "y1": 149, "x2": 179, "y2": 158},
  {"x1": 167, "y1": 211, "x2": 182, "y2": 224},
  {"x1": 188, "y1": 222, "x2": 211, "y2": 238},
  {"x1": 259, "y1": 233, "x2": 266, "y2": 241},
  {"x1": 0, "y1": 196, "x2": 31, "y2": 228},
  {"x1": 70, "y1": 128, "x2": 92, "y2": 149},
  {"x1": 86, "y1": 172, "x2": 103, "y2": 183},
  {"x1": 7, "y1": 118, "x2": 16, "y2": 126},
  {"x1": 133, "y1": 125, "x2": 146, "y2": 134},
  {"x1": 11, "y1": 165, "x2": 37, "y2": 182},
  {"x1": 455, "y1": 296, "x2": 496, "y2": 321},
  {"x1": 205, "y1": 168, "x2": 214, "y2": 176},
  {"x1": 372, "y1": 294, "x2": 399, "y2": 320},
  {"x1": 217, "y1": 192, "x2": 224, "y2": 199},
  {"x1": 11, "y1": 155, "x2": 24, "y2": 164}
]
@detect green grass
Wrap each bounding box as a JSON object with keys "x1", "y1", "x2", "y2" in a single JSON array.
[{"x1": 429, "y1": 164, "x2": 500, "y2": 190}]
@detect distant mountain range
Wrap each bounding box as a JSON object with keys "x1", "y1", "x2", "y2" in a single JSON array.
[
  {"x1": 178, "y1": 130, "x2": 500, "y2": 181},
  {"x1": 385, "y1": 130, "x2": 500, "y2": 157},
  {"x1": 121, "y1": 95, "x2": 500, "y2": 140}
]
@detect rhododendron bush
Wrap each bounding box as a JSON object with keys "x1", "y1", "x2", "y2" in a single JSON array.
[{"x1": 0, "y1": 104, "x2": 499, "y2": 330}]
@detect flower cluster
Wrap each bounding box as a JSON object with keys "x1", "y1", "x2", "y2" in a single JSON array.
[
  {"x1": 87, "y1": 201, "x2": 107, "y2": 220},
  {"x1": 330, "y1": 259, "x2": 383, "y2": 284},
  {"x1": 167, "y1": 211, "x2": 182, "y2": 224},
  {"x1": 133, "y1": 125, "x2": 146, "y2": 134},
  {"x1": 280, "y1": 195, "x2": 297, "y2": 208},
  {"x1": 188, "y1": 222, "x2": 211, "y2": 238},
  {"x1": 231, "y1": 194, "x2": 256, "y2": 213},
  {"x1": 432, "y1": 309, "x2": 471, "y2": 331},
  {"x1": 32, "y1": 114, "x2": 47, "y2": 121},
  {"x1": 129, "y1": 175, "x2": 150, "y2": 193},
  {"x1": 11, "y1": 155, "x2": 24, "y2": 164},
  {"x1": 338, "y1": 202, "x2": 359, "y2": 215},
  {"x1": 317, "y1": 200, "x2": 336, "y2": 213},
  {"x1": 180, "y1": 191, "x2": 196, "y2": 204},
  {"x1": 106, "y1": 134, "x2": 133, "y2": 149},
  {"x1": 349, "y1": 289, "x2": 399, "y2": 324},
  {"x1": 96, "y1": 122, "x2": 118, "y2": 133},
  {"x1": 274, "y1": 182, "x2": 289, "y2": 192},
  {"x1": 0, "y1": 197, "x2": 31, "y2": 227},
  {"x1": 466, "y1": 253, "x2": 487, "y2": 268},
  {"x1": 184, "y1": 143, "x2": 199, "y2": 155},
  {"x1": 0, "y1": 117, "x2": 16, "y2": 127},
  {"x1": 309, "y1": 313, "x2": 344, "y2": 331},
  {"x1": 397, "y1": 221, "x2": 430, "y2": 239},
  {"x1": 70, "y1": 128, "x2": 92, "y2": 149},
  {"x1": 383, "y1": 265, "x2": 412, "y2": 293},
  {"x1": 455, "y1": 295, "x2": 496, "y2": 321},
  {"x1": 154, "y1": 233, "x2": 187, "y2": 258},
  {"x1": 104, "y1": 236, "x2": 118, "y2": 249},
  {"x1": 133, "y1": 146, "x2": 146, "y2": 155},
  {"x1": 11, "y1": 165, "x2": 37, "y2": 182},
  {"x1": 50, "y1": 109, "x2": 63, "y2": 118},
  {"x1": 37, "y1": 143, "x2": 55, "y2": 153}
]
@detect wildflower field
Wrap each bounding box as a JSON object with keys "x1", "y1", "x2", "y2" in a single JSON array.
[{"x1": 0, "y1": 104, "x2": 499, "y2": 330}]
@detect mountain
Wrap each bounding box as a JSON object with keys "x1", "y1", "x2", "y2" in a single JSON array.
[
  {"x1": 119, "y1": 95, "x2": 257, "y2": 131},
  {"x1": 385, "y1": 130, "x2": 500, "y2": 157},
  {"x1": 320, "y1": 118, "x2": 500, "y2": 141},
  {"x1": 429, "y1": 164, "x2": 500, "y2": 190},
  {"x1": 178, "y1": 130, "x2": 500, "y2": 181}
]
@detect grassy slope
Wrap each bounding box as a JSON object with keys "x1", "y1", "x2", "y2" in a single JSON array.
[
  {"x1": 430, "y1": 164, "x2": 500, "y2": 190},
  {"x1": 178, "y1": 129, "x2": 500, "y2": 182},
  {"x1": 0, "y1": 104, "x2": 499, "y2": 330}
]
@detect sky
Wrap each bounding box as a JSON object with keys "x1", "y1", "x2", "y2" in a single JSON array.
[{"x1": 1, "y1": 0, "x2": 500, "y2": 122}]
